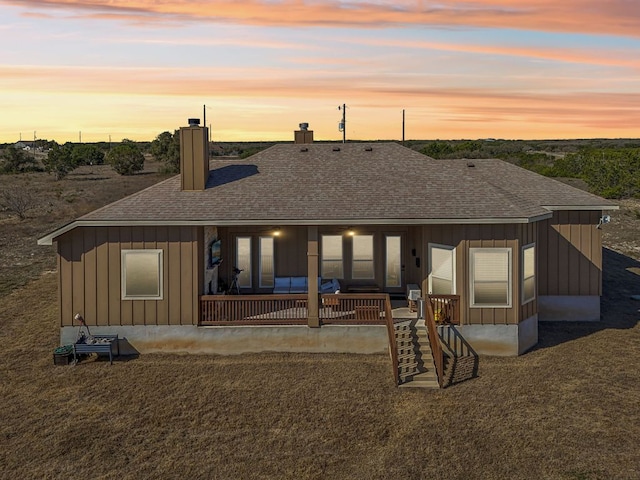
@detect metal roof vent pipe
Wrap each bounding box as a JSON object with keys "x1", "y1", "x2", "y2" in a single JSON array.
[{"x1": 294, "y1": 123, "x2": 314, "y2": 144}]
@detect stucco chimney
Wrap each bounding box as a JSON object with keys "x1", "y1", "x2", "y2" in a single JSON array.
[
  {"x1": 294, "y1": 123, "x2": 314, "y2": 144},
  {"x1": 180, "y1": 119, "x2": 209, "y2": 191}
]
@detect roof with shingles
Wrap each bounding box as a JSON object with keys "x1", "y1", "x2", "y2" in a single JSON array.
[{"x1": 39, "y1": 142, "x2": 618, "y2": 243}]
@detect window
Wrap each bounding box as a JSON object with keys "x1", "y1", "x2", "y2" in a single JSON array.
[
  {"x1": 321, "y1": 235, "x2": 343, "y2": 278},
  {"x1": 385, "y1": 235, "x2": 402, "y2": 288},
  {"x1": 121, "y1": 249, "x2": 163, "y2": 300},
  {"x1": 429, "y1": 244, "x2": 456, "y2": 295},
  {"x1": 352, "y1": 234, "x2": 374, "y2": 279},
  {"x1": 259, "y1": 236, "x2": 274, "y2": 288},
  {"x1": 522, "y1": 244, "x2": 536, "y2": 304},
  {"x1": 236, "y1": 237, "x2": 252, "y2": 288},
  {"x1": 470, "y1": 248, "x2": 511, "y2": 307}
]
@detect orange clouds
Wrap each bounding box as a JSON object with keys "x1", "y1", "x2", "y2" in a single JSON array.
[
  {"x1": 2, "y1": 63, "x2": 639, "y2": 141},
  {"x1": 4, "y1": 0, "x2": 640, "y2": 38}
]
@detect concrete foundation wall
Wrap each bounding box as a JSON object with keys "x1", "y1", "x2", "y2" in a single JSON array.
[
  {"x1": 61, "y1": 325, "x2": 389, "y2": 356},
  {"x1": 63, "y1": 316, "x2": 539, "y2": 357},
  {"x1": 438, "y1": 314, "x2": 538, "y2": 356},
  {"x1": 538, "y1": 295, "x2": 600, "y2": 322}
]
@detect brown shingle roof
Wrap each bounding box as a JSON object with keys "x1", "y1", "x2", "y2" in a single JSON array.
[{"x1": 39, "y1": 142, "x2": 616, "y2": 243}]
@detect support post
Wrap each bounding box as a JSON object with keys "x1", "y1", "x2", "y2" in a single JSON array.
[{"x1": 307, "y1": 226, "x2": 320, "y2": 328}]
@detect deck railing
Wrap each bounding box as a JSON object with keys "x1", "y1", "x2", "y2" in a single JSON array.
[
  {"x1": 424, "y1": 297, "x2": 445, "y2": 388},
  {"x1": 428, "y1": 294, "x2": 460, "y2": 325},
  {"x1": 200, "y1": 294, "x2": 309, "y2": 325},
  {"x1": 319, "y1": 293, "x2": 387, "y2": 324},
  {"x1": 200, "y1": 293, "x2": 391, "y2": 326}
]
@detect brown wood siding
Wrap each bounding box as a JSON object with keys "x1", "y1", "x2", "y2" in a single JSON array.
[
  {"x1": 56, "y1": 226, "x2": 202, "y2": 327},
  {"x1": 424, "y1": 224, "x2": 520, "y2": 326},
  {"x1": 538, "y1": 210, "x2": 602, "y2": 297}
]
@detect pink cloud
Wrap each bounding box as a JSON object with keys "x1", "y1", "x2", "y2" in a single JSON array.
[
  {"x1": 350, "y1": 38, "x2": 640, "y2": 71},
  {"x1": 3, "y1": 0, "x2": 640, "y2": 38}
]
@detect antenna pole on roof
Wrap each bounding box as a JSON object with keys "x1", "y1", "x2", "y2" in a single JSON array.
[
  {"x1": 203, "y1": 104, "x2": 206, "y2": 133},
  {"x1": 338, "y1": 103, "x2": 346, "y2": 143}
]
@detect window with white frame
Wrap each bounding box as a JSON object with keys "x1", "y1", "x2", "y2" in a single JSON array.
[
  {"x1": 236, "y1": 237, "x2": 252, "y2": 288},
  {"x1": 470, "y1": 248, "x2": 512, "y2": 307},
  {"x1": 121, "y1": 249, "x2": 163, "y2": 300},
  {"x1": 352, "y1": 234, "x2": 374, "y2": 279},
  {"x1": 321, "y1": 235, "x2": 343, "y2": 278},
  {"x1": 522, "y1": 244, "x2": 536, "y2": 304},
  {"x1": 259, "y1": 236, "x2": 274, "y2": 288},
  {"x1": 428, "y1": 244, "x2": 456, "y2": 295},
  {"x1": 385, "y1": 235, "x2": 402, "y2": 288}
]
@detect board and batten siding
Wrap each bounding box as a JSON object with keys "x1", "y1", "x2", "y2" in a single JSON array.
[
  {"x1": 57, "y1": 226, "x2": 203, "y2": 327},
  {"x1": 422, "y1": 223, "x2": 538, "y2": 327},
  {"x1": 537, "y1": 210, "x2": 602, "y2": 297}
]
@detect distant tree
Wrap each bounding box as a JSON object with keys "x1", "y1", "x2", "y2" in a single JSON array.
[
  {"x1": 0, "y1": 186, "x2": 37, "y2": 220},
  {"x1": 42, "y1": 142, "x2": 76, "y2": 180},
  {"x1": 150, "y1": 130, "x2": 180, "y2": 173},
  {"x1": 72, "y1": 144, "x2": 105, "y2": 166},
  {"x1": 420, "y1": 141, "x2": 453, "y2": 159},
  {"x1": 107, "y1": 140, "x2": 144, "y2": 175},
  {"x1": 0, "y1": 145, "x2": 38, "y2": 173}
]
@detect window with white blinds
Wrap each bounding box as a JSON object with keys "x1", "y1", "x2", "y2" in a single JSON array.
[
  {"x1": 236, "y1": 237, "x2": 252, "y2": 288},
  {"x1": 352, "y1": 235, "x2": 374, "y2": 279},
  {"x1": 470, "y1": 248, "x2": 512, "y2": 307},
  {"x1": 121, "y1": 249, "x2": 163, "y2": 300},
  {"x1": 522, "y1": 244, "x2": 535, "y2": 304},
  {"x1": 428, "y1": 244, "x2": 456, "y2": 295},
  {"x1": 259, "y1": 236, "x2": 274, "y2": 288},
  {"x1": 385, "y1": 235, "x2": 402, "y2": 288},
  {"x1": 321, "y1": 235, "x2": 343, "y2": 278}
]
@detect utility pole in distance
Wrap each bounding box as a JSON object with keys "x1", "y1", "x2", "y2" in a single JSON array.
[
  {"x1": 338, "y1": 104, "x2": 346, "y2": 143},
  {"x1": 402, "y1": 109, "x2": 405, "y2": 145}
]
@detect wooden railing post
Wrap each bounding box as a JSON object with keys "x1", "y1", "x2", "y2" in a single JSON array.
[
  {"x1": 425, "y1": 295, "x2": 444, "y2": 388},
  {"x1": 383, "y1": 294, "x2": 400, "y2": 386},
  {"x1": 307, "y1": 226, "x2": 320, "y2": 328}
]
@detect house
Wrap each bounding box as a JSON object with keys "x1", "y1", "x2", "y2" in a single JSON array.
[{"x1": 38, "y1": 122, "x2": 618, "y2": 361}]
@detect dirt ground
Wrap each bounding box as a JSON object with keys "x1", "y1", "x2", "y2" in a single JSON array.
[
  {"x1": 0, "y1": 158, "x2": 167, "y2": 297},
  {"x1": 0, "y1": 158, "x2": 639, "y2": 479}
]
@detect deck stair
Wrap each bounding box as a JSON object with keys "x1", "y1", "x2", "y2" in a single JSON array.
[{"x1": 394, "y1": 319, "x2": 440, "y2": 388}]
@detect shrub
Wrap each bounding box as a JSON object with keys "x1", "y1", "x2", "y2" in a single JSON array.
[{"x1": 107, "y1": 140, "x2": 144, "y2": 175}]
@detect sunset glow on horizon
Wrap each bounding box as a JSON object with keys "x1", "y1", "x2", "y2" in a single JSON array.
[{"x1": 1, "y1": 0, "x2": 639, "y2": 143}]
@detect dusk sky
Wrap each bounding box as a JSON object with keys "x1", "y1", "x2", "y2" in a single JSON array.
[{"x1": 1, "y1": 1, "x2": 639, "y2": 143}]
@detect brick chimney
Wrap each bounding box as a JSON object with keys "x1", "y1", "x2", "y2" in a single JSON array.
[
  {"x1": 294, "y1": 123, "x2": 314, "y2": 144},
  {"x1": 180, "y1": 118, "x2": 209, "y2": 191}
]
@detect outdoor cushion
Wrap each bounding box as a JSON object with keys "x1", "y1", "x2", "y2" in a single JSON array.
[
  {"x1": 289, "y1": 277, "x2": 307, "y2": 293},
  {"x1": 320, "y1": 278, "x2": 341, "y2": 294},
  {"x1": 273, "y1": 277, "x2": 291, "y2": 294}
]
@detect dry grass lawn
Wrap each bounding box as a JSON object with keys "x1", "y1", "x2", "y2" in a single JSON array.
[
  {"x1": 1, "y1": 159, "x2": 639, "y2": 479},
  {"x1": 1, "y1": 251, "x2": 639, "y2": 479}
]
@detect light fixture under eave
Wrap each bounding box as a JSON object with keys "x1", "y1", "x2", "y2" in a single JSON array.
[
  {"x1": 346, "y1": 227, "x2": 355, "y2": 236},
  {"x1": 596, "y1": 215, "x2": 611, "y2": 229},
  {"x1": 273, "y1": 227, "x2": 281, "y2": 237}
]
